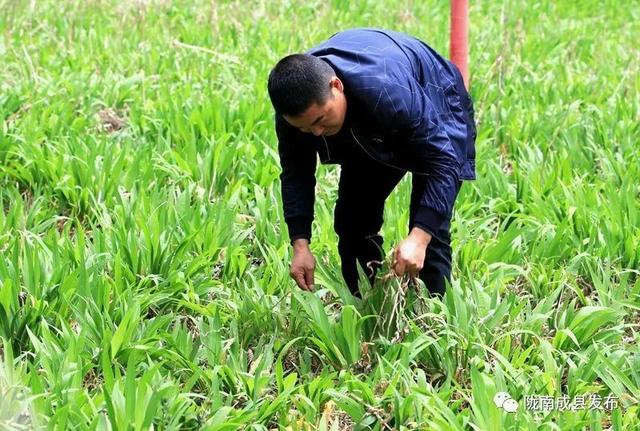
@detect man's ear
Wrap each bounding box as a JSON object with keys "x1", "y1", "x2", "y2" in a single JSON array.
[{"x1": 330, "y1": 77, "x2": 344, "y2": 92}]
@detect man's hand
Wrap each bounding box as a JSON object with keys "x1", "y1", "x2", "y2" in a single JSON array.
[
  {"x1": 392, "y1": 227, "x2": 433, "y2": 276},
  {"x1": 290, "y1": 238, "x2": 316, "y2": 291}
]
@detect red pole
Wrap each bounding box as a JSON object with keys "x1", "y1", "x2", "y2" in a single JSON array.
[{"x1": 450, "y1": 0, "x2": 469, "y2": 89}]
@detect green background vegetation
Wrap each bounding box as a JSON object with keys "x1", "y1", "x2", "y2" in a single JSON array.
[{"x1": 1, "y1": 0, "x2": 638, "y2": 429}]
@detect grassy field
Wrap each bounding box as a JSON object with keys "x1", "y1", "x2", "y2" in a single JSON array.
[{"x1": 1, "y1": 0, "x2": 639, "y2": 429}]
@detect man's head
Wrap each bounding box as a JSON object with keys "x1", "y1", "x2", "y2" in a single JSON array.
[{"x1": 268, "y1": 54, "x2": 347, "y2": 137}]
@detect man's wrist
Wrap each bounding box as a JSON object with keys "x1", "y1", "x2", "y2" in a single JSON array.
[
  {"x1": 292, "y1": 238, "x2": 310, "y2": 252},
  {"x1": 409, "y1": 226, "x2": 432, "y2": 247}
]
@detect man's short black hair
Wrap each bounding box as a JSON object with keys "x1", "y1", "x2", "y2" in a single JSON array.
[{"x1": 268, "y1": 54, "x2": 335, "y2": 117}]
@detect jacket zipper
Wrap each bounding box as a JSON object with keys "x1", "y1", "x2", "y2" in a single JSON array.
[{"x1": 321, "y1": 136, "x2": 331, "y2": 161}]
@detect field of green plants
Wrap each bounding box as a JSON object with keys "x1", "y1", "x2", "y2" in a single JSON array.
[{"x1": 1, "y1": 0, "x2": 639, "y2": 429}]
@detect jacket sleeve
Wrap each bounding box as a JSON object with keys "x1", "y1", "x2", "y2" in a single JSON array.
[
  {"x1": 276, "y1": 115, "x2": 317, "y2": 243},
  {"x1": 362, "y1": 75, "x2": 462, "y2": 236}
]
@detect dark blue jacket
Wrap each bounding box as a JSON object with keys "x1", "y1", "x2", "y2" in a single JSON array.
[{"x1": 276, "y1": 28, "x2": 476, "y2": 242}]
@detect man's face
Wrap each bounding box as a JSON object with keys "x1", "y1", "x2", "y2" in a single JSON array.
[{"x1": 283, "y1": 77, "x2": 347, "y2": 137}]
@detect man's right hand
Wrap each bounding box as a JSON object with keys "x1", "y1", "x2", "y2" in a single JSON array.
[{"x1": 290, "y1": 238, "x2": 315, "y2": 291}]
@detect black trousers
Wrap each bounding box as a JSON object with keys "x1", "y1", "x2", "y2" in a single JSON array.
[{"x1": 333, "y1": 154, "x2": 462, "y2": 297}]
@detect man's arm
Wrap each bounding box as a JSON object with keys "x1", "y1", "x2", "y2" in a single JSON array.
[
  {"x1": 352, "y1": 75, "x2": 466, "y2": 275},
  {"x1": 366, "y1": 75, "x2": 462, "y2": 235},
  {"x1": 404, "y1": 87, "x2": 462, "y2": 237},
  {"x1": 276, "y1": 115, "x2": 317, "y2": 243},
  {"x1": 276, "y1": 116, "x2": 318, "y2": 290}
]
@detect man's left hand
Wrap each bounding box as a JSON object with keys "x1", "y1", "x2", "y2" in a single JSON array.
[{"x1": 392, "y1": 227, "x2": 433, "y2": 276}]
